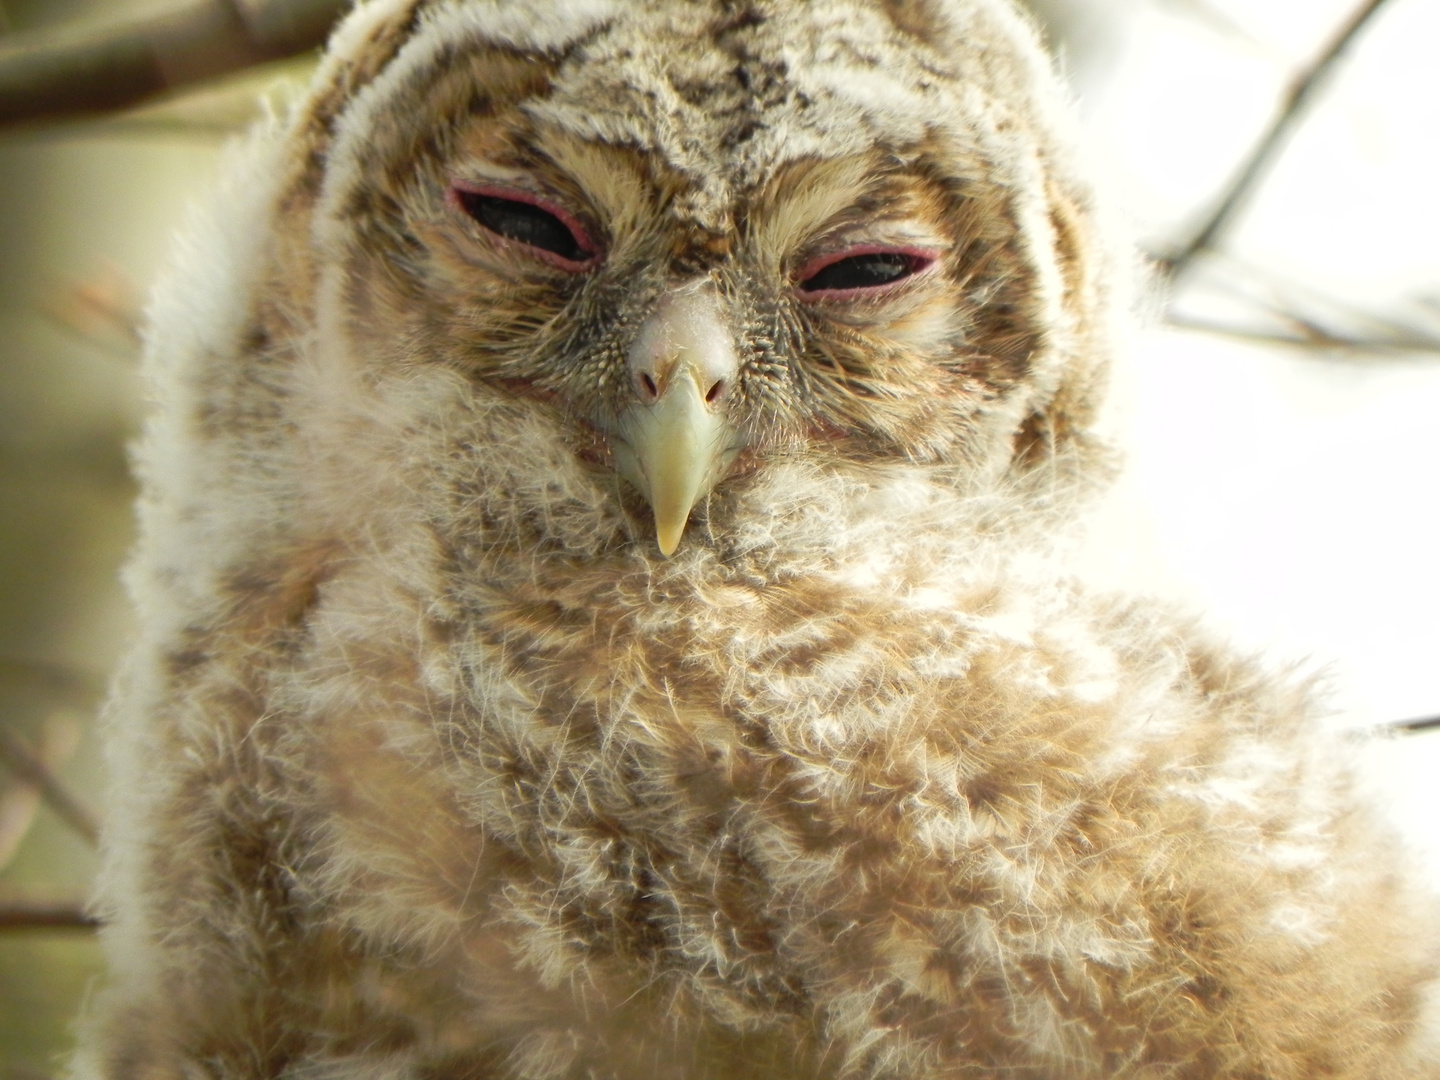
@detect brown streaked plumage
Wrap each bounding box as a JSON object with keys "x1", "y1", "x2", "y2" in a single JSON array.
[{"x1": 73, "y1": 1, "x2": 1439, "y2": 1078}]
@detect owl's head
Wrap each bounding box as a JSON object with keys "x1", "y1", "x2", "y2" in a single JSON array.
[{"x1": 281, "y1": 0, "x2": 1113, "y2": 560}]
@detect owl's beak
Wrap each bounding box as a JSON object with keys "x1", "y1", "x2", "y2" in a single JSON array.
[{"x1": 613, "y1": 285, "x2": 744, "y2": 557}]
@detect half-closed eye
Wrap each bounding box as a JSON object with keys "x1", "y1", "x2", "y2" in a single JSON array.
[
  {"x1": 450, "y1": 183, "x2": 600, "y2": 271},
  {"x1": 796, "y1": 245, "x2": 936, "y2": 298}
]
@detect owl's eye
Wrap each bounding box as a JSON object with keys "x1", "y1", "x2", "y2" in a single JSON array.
[
  {"x1": 449, "y1": 183, "x2": 598, "y2": 270},
  {"x1": 797, "y1": 246, "x2": 936, "y2": 297}
]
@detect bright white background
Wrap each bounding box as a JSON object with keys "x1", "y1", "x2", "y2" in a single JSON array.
[{"x1": 1045, "y1": 0, "x2": 1440, "y2": 879}]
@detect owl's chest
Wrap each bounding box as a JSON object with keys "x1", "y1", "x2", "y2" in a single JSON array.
[
  {"x1": 447, "y1": 565, "x2": 971, "y2": 751},
  {"x1": 287, "y1": 557, "x2": 1147, "y2": 1046},
  {"x1": 426, "y1": 564, "x2": 1036, "y2": 872}
]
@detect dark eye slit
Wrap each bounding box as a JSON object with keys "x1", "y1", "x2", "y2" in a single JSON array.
[
  {"x1": 800, "y1": 253, "x2": 919, "y2": 293},
  {"x1": 457, "y1": 191, "x2": 591, "y2": 262}
]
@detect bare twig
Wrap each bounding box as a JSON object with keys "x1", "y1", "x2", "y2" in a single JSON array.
[
  {"x1": 0, "y1": 900, "x2": 99, "y2": 931},
  {"x1": 1160, "y1": 314, "x2": 1436, "y2": 354},
  {"x1": 0, "y1": 0, "x2": 347, "y2": 131},
  {"x1": 1158, "y1": 249, "x2": 1440, "y2": 354},
  {"x1": 0, "y1": 724, "x2": 99, "y2": 847},
  {"x1": 1159, "y1": 0, "x2": 1396, "y2": 279},
  {"x1": 1165, "y1": 301, "x2": 1440, "y2": 354},
  {"x1": 1390, "y1": 715, "x2": 1440, "y2": 735}
]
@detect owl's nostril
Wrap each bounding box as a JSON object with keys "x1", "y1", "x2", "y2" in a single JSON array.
[
  {"x1": 704, "y1": 378, "x2": 726, "y2": 405},
  {"x1": 637, "y1": 371, "x2": 660, "y2": 402}
]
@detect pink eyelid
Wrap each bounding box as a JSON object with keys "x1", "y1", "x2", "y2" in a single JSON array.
[
  {"x1": 446, "y1": 180, "x2": 601, "y2": 271},
  {"x1": 795, "y1": 244, "x2": 940, "y2": 297}
]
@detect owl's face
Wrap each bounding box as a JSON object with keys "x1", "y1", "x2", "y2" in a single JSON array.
[{"x1": 311, "y1": 0, "x2": 1104, "y2": 557}]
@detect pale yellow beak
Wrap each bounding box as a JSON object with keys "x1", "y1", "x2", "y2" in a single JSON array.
[{"x1": 612, "y1": 284, "x2": 744, "y2": 557}]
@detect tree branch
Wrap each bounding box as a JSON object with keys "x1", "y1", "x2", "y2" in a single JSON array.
[
  {"x1": 1159, "y1": 253, "x2": 1440, "y2": 354},
  {"x1": 0, "y1": 714, "x2": 83, "y2": 870},
  {"x1": 0, "y1": 655, "x2": 106, "y2": 704},
  {"x1": 0, "y1": 724, "x2": 99, "y2": 847},
  {"x1": 1390, "y1": 715, "x2": 1440, "y2": 735},
  {"x1": 0, "y1": 0, "x2": 347, "y2": 130},
  {"x1": 1161, "y1": 313, "x2": 1440, "y2": 354},
  {"x1": 1159, "y1": 0, "x2": 1396, "y2": 279},
  {"x1": 0, "y1": 901, "x2": 99, "y2": 930}
]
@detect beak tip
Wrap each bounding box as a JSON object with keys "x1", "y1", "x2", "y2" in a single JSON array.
[{"x1": 655, "y1": 524, "x2": 683, "y2": 557}]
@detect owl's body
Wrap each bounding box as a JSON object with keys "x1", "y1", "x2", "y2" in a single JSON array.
[{"x1": 75, "y1": 1, "x2": 1440, "y2": 1078}]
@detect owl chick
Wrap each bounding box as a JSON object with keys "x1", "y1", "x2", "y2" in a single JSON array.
[{"x1": 73, "y1": 1, "x2": 1440, "y2": 1079}]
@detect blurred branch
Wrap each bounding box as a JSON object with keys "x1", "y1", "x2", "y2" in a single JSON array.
[
  {"x1": 1154, "y1": 0, "x2": 1259, "y2": 47},
  {"x1": 0, "y1": 723, "x2": 99, "y2": 847},
  {"x1": 66, "y1": 115, "x2": 263, "y2": 139},
  {"x1": 0, "y1": 656, "x2": 106, "y2": 704},
  {"x1": 0, "y1": 0, "x2": 348, "y2": 131},
  {"x1": 1162, "y1": 315, "x2": 1418, "y2": 353},
  {"x1": 1159, "y1": 0, "x2": 1396, "y2": 279},
  {"x1": 43, "y1": 260, "x2": 145, "y2": 360},
  {"x1": 0, "y1": 901, "x2": 99, "y2": 930},
  {"x1": 0, "y1": 714, "x2": 82, "y2": 870},
  {"x1": 1161, "y1": 252, "x2": 1440, "y2": 354},
  {"x1": 1391, "y1": 715, "x2": 1440, "y2": 735}
]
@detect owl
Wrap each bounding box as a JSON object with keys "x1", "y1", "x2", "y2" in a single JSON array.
[{"x1": 71, "y1": 1, "x2": 1440, "y2": 1078}]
